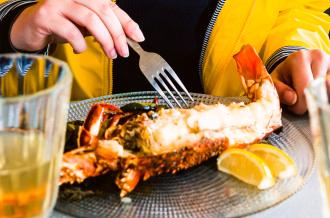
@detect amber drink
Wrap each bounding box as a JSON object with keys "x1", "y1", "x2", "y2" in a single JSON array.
[{"x1": 0, "y1": 54, "x2": 72, "y2": 218}]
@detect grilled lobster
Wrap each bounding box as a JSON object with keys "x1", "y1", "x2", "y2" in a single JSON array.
[{"x1": 60, "y1": 45, "x2": 282, "y2": 197}]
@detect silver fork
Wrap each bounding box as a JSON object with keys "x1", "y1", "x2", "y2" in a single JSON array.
[{"x1": 126, "y1": 38, "x2": 194, "y2": 108}]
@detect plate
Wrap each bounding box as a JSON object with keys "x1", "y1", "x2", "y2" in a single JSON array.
[{"x1": 55, "y1": 91, "x2": 315, "y2": 218}]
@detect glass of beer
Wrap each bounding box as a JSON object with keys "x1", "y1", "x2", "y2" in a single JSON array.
[
  {"x1": 305, "y1": 74, "x2": 330, "y2": 218},
  {"x1": 0, "y1": 53, "x2": 72, "y2": 218}
]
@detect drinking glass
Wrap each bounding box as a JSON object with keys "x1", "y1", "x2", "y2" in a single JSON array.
[
  {"x1": 305, "y1": 75, "x2": 330, "y2": 218},
  {"x1": 0, "y1": 53, "x2": 72, "y2": 218}
]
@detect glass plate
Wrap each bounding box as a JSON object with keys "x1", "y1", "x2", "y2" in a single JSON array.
[{"x1": 55, "y1": 91, "x2": 314, "y2": 218}]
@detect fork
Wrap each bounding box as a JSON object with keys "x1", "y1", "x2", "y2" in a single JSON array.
[{"x1": 126, "y1": 38, "x2": 194, "y2": 108}]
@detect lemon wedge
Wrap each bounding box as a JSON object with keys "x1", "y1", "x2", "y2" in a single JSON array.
[
  {"x1": 217, "y1": 148, "x2": 275, "y2": 189},
  {"x1": 248, "y1": 143, "x2": 297, "y2": 179}
]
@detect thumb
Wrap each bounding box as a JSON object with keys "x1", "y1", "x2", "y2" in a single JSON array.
[{"x1": 273, "y1": 80, "x2": 297, "y2": 106}]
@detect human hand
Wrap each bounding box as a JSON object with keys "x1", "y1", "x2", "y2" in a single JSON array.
[
  {"x1": 271, "y1": 49, "x2": 330, "y2": 115},
  {"x1": 9, "y1": 0, "x2": 145, "y2": 58}
]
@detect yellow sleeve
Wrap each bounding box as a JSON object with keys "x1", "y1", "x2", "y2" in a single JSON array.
[{"x1": 262, "y1": 0, "x2": 330, "y2": 72}]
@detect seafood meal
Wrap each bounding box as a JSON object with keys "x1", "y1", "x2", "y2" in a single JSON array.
[{"x1": 60, "y1": 45, "x2": 282, "y2": 197}]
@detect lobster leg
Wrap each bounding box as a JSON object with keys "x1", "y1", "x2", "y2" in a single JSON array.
[
  {"x1": 116, "y1": 168, "x2": 141, "y2": 198},
  {"x1": 60, "y1": 146, "x2": 118, "y2": 185}
]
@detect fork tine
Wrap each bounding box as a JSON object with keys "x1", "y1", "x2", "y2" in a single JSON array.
[
  {"x1": 155, "y1": 75, "x2": 182, "y2": 108},
  {"x1": 165, "y1": 64, "x2": 194, "y2": 102},
  {"x1": 126, "y1": 38, "x2": 193, "y2": 106},
  {"x1": 150, "y1": 80, "x2": 175, "y2": 109},
  {"x1": 160, "y1": 71, "x2": 189, "y2": 107}
]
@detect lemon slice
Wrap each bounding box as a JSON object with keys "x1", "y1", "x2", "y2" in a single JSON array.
[
  {"x1": 217, "y1": 148, "x2": 275, "y2": 189},
  {"x1": 248, "y1": 143, "x2": 297, "y2": 179}
]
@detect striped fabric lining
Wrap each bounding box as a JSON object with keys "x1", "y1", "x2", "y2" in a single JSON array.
[
  {"x1": 265, "y1": 46, "x2": 306, "y2": 73},
  {"x1": 0, "y1": 0, "x2": 36, "y2": 20},
  {"x1": 0, "y1": 0, "x2": 50, "y2": 54},
  {"x1": 198, "y1": 0, "x2": 226, "y2": 84}
]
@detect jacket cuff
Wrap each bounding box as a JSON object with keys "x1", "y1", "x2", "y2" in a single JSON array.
[
  {"x1": 0, "y1": 0, "x2": 35, "y2": 20},
  {"x1": 0, "y1": 0, "x2": 48, "y2": 54},
  {"x1": 265, "y1": 46, "x2": 307, "y2": 73}
]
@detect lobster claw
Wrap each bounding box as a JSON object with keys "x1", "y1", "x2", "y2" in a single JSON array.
[{"x1": 78, "y1": 103, "x2": 121, "y2": 147}]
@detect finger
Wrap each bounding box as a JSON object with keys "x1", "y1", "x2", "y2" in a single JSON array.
[
  {"x1": 110, "y1": 3, "x2": 145, "y2": 42},
  {"x1": 62, "y1": 3, "x2": 117, "y2": 58},
  {"x1": 272, "y1": 77, "x2": 297, "y2": 106},
  {"x1": 73, "y1": 0, "x2": 129, "y2": 57},
  {"x1": 288, "y1": 51, "x2": 314, "y2": 114},
  {"x1": 49, "y1": 16, "x2": 86, "y2": 53},
  {"x1": 310, "y1": 50, "x2": 329, "y2": 78}
]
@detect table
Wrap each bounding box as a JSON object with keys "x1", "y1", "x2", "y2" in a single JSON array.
[{"x1": 51, "y1": 113, "x2": 323, "y2": 218}]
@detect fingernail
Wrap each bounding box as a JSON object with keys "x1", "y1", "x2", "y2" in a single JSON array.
[
  {"x1": 283, "y1": 91, "x2": 297, "y2": 105},
  {"x1": 121, "y1": 44, "x2": 129, "y2": 58},
  {"x1": 133, "y1": 30, "x2": 145, "y2": 42},
  {"x1": 108, "y1": 49, "x2": 117, "y2": 59},
  {"x1": 73, "y1": 50, "x2": 78, "y2": 54}
]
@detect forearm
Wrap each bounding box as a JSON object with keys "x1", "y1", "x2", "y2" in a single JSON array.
[
  {"x1": 0, "y1": 0, "x2": 37, "y2": 53},
  {"x1": 265, "y1": 1, "x2": 330, "y2": 115},
  {"x1": 262, "y1": 2, "x2": 330, "y2": 73}
]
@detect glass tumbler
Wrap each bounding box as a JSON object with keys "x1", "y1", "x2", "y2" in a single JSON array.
[
  {"x1": 305, "y1": 74, "x2": 330, "y2": 218},
  {"x1": 0, "y1": 53, "x2": 72, "y2": 218}
]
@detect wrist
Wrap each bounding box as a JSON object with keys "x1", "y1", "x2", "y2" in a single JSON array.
[{"x1": 9, "y1": 5, "x2": 48, "y2": 52}]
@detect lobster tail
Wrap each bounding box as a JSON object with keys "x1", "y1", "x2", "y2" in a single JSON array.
[{"x1": 233, "y1": 45, "x2": 274, "y2": 101}]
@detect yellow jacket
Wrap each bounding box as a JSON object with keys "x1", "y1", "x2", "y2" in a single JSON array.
[
  {"x1": 2, "y1": 0, "x2": 330, "y2": 100},
  {"x1": 202, "y1": 0, "x2": 330, "y2": 97}
]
